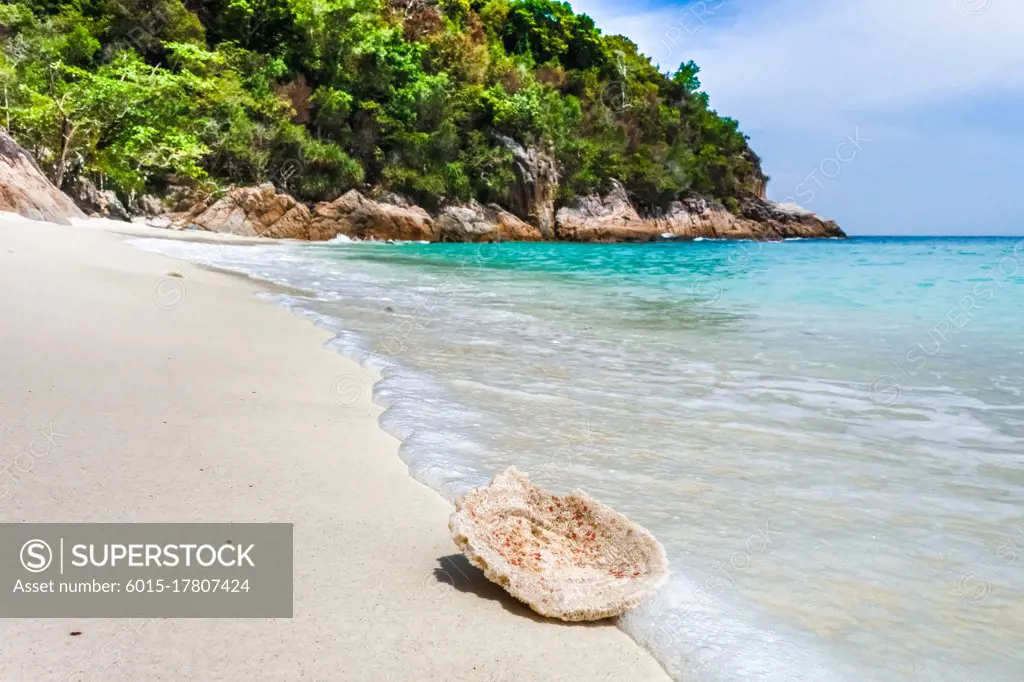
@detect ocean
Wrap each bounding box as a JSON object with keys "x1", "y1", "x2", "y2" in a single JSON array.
[{"x1": 133, "y1": 235, "x2": 1024, "y2": 682}]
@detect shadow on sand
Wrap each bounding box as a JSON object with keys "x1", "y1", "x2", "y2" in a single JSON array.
[{"x1": 432, "y1": 554, "x2": 616, "y2": 629}]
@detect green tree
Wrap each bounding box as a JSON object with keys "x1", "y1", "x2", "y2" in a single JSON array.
[{"x1": 1, "y1": 0, "x2": 767, "y2": 215}]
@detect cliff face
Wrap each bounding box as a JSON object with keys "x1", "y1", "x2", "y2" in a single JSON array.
[
  {"x1": 500, "y1": 137, "x2": 559, "y2": 240},
  {"x1": 0, "y1": 130, "x2": 85, "y2": 224}
]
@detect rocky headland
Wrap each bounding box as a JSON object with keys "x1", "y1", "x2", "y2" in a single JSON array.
[
  {"x1": 3, "y1": 0, "x2": 849, "y2": 246},
  {"x1": 155, "y1": 155, "x2": 845, "y2": 242},
  {"x1": 0, "y1": 131, "x2": 844, "y2": 242}
]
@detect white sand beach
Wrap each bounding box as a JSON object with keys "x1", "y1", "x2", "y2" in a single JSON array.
[{"x1": 0, "y1": 217, "x2": 670, "y2": 681}]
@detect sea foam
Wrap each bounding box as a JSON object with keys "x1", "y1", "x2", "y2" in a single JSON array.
[{"x1": 129, "y1": 235, "x2": 1024, "y2": 682}]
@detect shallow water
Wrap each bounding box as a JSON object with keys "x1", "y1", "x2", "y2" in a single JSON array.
[{"x1": 133, "y1": 235, "x2": 1024, "y2": 681}]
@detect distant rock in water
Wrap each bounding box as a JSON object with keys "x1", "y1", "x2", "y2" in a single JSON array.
[
  {"x1": 0, "y1": 129, "x2": 84, "y2": 224},
  {"x1": 557, "y1": 182, "x2": 845, "y2": 242},
  {"x1": 737, "y1": 197, "x2": 845, "y2": 239},
  {"x1": 449, "y1": 467, "x2": 669, "y2": 621}
]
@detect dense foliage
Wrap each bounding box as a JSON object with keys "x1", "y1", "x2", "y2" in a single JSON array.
[{"x1": 0, "y1": 0, "x2": 766, "y2": 212}]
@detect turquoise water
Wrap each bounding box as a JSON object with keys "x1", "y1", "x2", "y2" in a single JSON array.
[{"x1": 135, "y1": 236, "x2": 1024, "y2": 681}]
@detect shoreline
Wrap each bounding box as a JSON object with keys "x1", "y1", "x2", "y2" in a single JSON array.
[{"x1": 0, "y1": 217, "x2": 671, "y2": 681}]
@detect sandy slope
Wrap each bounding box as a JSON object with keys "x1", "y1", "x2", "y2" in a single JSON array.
[{"x1": 0, "y1": 217, "x2": 669, "y2": 681}]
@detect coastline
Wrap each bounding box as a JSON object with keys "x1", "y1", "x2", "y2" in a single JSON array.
[
  {"x1": 0, "y1": 216, "x2": 670, "y2": 681},
  {"x1": 149, "y1": 181, "x2": 845, "y2": 244}
]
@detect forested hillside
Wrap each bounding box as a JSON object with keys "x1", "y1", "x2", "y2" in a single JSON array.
[{"x1": 0, "y1": 0, "x2": 767, "y2": 215}]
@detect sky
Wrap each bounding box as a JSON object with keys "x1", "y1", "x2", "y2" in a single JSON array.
[{"x1": 570, "y1": 0, "x2": 1024, "y2": 235}]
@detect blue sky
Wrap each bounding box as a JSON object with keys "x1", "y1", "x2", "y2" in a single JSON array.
[{"x1": 569, "y1": 0, "x2": 1024, "y2": 235}]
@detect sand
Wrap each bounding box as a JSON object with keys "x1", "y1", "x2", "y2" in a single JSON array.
[{"x1": 0, "y1": 216, "x2": 670, "y2": 681}]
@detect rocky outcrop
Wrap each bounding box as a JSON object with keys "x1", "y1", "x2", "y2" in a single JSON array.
[
  {"x1": 650, "y1": 195, "x2": 844, "y2": 240},
  {"x1": 167, "y1": 179, "x2": 843, "y2": 242},
  {"x1": 0, "y1": 129, "x2": 85, "y2": 224},
  {"x1": 642, "y1": 194, "x2": 746, "y2": 239},
  {"x1": 557, "y1": 182, "x2": 845, "y2": 242},
  {"x1": 437, "y1": 201, "x2": 543, "y2": 242},
  {"x1": 176, "y1": 185, "x2": 437, "y2": 241},
  {"x1": 450, "y1": 467, "x2": 669, "y2": 621},
  {"x1": 646, "y1": 195, "x2": 722, "y2": 239},
  {"x1": 739, "y1": 198, "x2": 845, "y2": 239},
  {"x1": 73, "y1": 177, "x2": 129, "y2": 221},
  {"x1": 181, "y1": 183, "x2": 312, "y2": 239},
  {"x1": 500, "y1": 136, "x2": 558, "y2": 239},
  {"x1": 554, "y1": 180, "x2": 657, "y2": 242},
  {"x1": 310, "y1": 190, "x2": 437, "y2": 241}
]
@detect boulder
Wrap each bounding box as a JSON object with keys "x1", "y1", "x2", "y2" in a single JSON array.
[
  {"x1": 73, "y1": 177, "x2": 129, "y2": 221},
  {"x1": 134, "y1": 194, "x2": 165, "y2": 218},
  {"x1": 173, "y1": 186, "x2": 437, "y2": 241},
  {"x1": 310, "y1": 189, "x2": 437, "y2": 241},
  {"x1": 183, "y1": 183, "x2": 312, "y2": 239},
  {"x1": 555, "y1": 180, "x2": 657, "y2": 242},
  {"x1": 0, "y1": 129, "x2": 85, "y2": 224},
  {"x1": 450, "y1": 467, "x2": 669, "y2": 621},
  {"x1": 489, "y1": 203, "x2": 545, "y2": 241},
  {"x1": 649, "y1": 194, "x2": 746, "y2": 239},
  {"x1": 437, "y1": 201, "x2": 543, "y2": 242},
  {"x1": 500, "y1": 136, "x2": 559, "y2": 239}
]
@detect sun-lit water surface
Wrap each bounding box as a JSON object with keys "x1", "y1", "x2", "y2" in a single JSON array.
[{"x1": 133, "y1": 235, "x2": 1024, "y2": 682}]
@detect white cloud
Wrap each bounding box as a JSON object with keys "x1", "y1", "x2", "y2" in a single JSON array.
[
  {"x1": 568, "y1": 0, "x2": 1024, "y2": 233},
  {"x1": 572, "y1": 0, "x2": 1024, "y2": 128}
]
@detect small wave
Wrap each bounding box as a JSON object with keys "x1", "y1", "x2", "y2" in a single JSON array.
[
  {"x1": 125, "y1": 234, "x2": 1024, "y2": 682},
  {"x1": 449, "y1": 378, "x2": 575, "y2": 404},
  {"x1": 622, "y1": 577, "x2": 859, "y2": 682}
]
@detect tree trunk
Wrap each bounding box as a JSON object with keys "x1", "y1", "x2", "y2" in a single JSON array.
[{"x1": 54, "y1": 118, "x2": 74, "y2": 190}]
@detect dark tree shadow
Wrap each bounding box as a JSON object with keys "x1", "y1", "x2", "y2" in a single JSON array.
[{"x1": 432, "y1": 554, "x2": 616, "y2": 628}]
